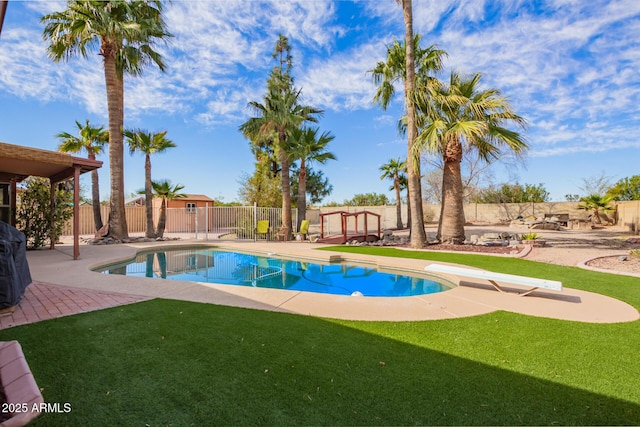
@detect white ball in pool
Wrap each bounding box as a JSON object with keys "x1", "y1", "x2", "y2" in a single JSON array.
[{"x1": 351, "y1": 291, "x2": 363, "y2": 297}]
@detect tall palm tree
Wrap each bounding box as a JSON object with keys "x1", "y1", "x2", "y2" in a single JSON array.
[
  {"x1": 370, "y1": 28, "x2": 446, "y2": 248},
  {"x1": 380, "y1": 158, "x2": 407, "y2": 229},
  {"x1": 56, "y1": 119, "x2": 109, "y2": 231},
  {"x1": 414, "y1": 71, "x2": 527, "y2": 243},
  {"x1": 125, "y1": 129, "x2": 176, "y2": 238},
  {"x1": 401, "y1": 0, "x2": 423, "y2": 249},
  {"x1": 240, "y1": 88, "x2": 322, "y2": 240},
  {"x1": 151, "y1": 180, "x2": 186, "y2": 238},
  {"x1": 42, "y1": 0, "x2": 172, "y2": 240},
  {"x1": 288, "y1": 127, "x2": 336, "y2": 229},
  {"x1": 370, "y1": 35, "x2": 445, "y2": 110}
]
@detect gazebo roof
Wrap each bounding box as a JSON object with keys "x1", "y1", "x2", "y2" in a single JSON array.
[{"x1": 0, "y1": 141, "x2": 102, "y2": 183}]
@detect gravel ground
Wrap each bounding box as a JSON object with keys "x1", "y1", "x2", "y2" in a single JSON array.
[
  {"x1": 414, "y1": 224, "x2": 640, "y2": 273},
  {"x1": 584, "y1": 254, "x2": 640, "y2": 274}
]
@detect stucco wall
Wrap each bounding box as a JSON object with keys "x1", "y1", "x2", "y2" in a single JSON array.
[
  {"x1": 308, "y1": 201, "x2": 635, "y2": 235},
  {"x1": 617, "y1": 200, "x2": 640, "y2": 234}
]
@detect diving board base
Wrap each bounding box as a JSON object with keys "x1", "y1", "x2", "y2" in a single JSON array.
[{"x1": 424, "y1": 264, "x2": 562, "y2": 297}]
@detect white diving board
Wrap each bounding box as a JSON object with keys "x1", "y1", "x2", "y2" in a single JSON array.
[{"x1": 424, "y1": 264, "x2": 563, "y2": 297}]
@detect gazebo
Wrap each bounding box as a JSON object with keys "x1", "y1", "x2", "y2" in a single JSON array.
[{"x1": 0, "y1": 142, "x2": 102, "y2": 260}]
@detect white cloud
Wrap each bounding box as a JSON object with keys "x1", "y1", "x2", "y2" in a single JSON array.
[
  {"x1": 24, "y1": 0, "x2": 66, "y2": 15},
  {"x1": 0, "y1": 27, "x2": 62, "y2": 100},
  {"x1": 266, "y1": 1, "x2": 341, "y2": 48},
  {"x1": 2, "y1": 0, "x2": 640, "y2": 162},
  {"x1": 411, "y1": 0, "x2": 640, "y2": 159},
  {"x1": 0, "y1": 1, "x2": 347, "y2": 127},
  {"x1": 298, "y1": 41, "x2": 386, "y2": 111}
]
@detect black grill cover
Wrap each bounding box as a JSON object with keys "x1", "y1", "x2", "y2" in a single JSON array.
[{"x1": 0, "y1": 221, "x2": 32, "y2": 308}]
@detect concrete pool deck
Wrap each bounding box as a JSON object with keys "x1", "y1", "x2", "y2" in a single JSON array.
[{"x1": 7, "y1": 239, "x2": 636, "y2": 326}]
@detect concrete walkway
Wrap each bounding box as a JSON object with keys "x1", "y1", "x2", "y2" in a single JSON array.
[{"x1": 1, "y1": 238, "x2": 635, "y2": 329}]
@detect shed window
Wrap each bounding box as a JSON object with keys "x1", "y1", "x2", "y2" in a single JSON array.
[
  {"x1": 186, "y1": 202, "x2": 196, "y2": 213},
  {"x1": 0, "y1": 183, "x2": 10, "y2": 224}
]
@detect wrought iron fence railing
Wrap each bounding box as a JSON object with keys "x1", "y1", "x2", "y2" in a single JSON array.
[{"x1": 62, "y1": 204, "x2": 298, "y2": 240}]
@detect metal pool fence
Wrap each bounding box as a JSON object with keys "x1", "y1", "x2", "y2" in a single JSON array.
[
  {"x1": 161, "y1": 205, "x2": 295, "y2": 240},
  {"x1": 61, "y1": 204, "x2": 298, "y2": 240}
]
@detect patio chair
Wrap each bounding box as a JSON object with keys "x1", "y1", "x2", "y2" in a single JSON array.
[
  {"x1": 255, "y1": 220, "x2": 271, "y2": 241},
  {"x1": 295, "y1": 220, "x2": 310, "y2": 241}
]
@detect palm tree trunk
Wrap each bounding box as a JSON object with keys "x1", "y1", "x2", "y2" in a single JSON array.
[
  {"x1": 87, "y1": 149, "x2": 103, "y2": 231},
  {"x1": 144, "y1": 154, "x2": 156, "y2": 238},
  {"x1": 440, "y1": 138, "x2": 466, "y2": 244},
  {"x1": 103, "y1": 41, "x2": 129, "y2": 240},
  {"x1": 436, "y1": 197, "x2": 445, "y2": 241},
  {"x1": 90, "y1": 169, "x2": 103, "y2": 231},
  {"x1": 592, "y1": 208, "x2": 602, "y2": 224},
  {"x1": 156, "y1": 200, "x2": 167, "y2": 238},
  {"x1": 401, "y1": 0, "x2": 427, "y2": 248},
  {"x1": 395, "y1": 179, "x2": 403, "y2": 229},
  {"x1": 280, "y1": 150, "x2": 292, "y2": 240},
  {"x1": 406, "y1": 187, "x2": 412, "y2": 234},
  {"x1": 296, "y1": 160, "x2": 307, "y2": 230}
]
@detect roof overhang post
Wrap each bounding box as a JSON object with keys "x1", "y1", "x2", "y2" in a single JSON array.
[
  {"x1": 73, "y1": 165, "x2": 80, "y2": 260},
  {"x1": 9, "y1": 178, "x2": 16, "y2": 227},
  {"x1": 49, "y1": 179, "x2": 55, "y2": 251}
]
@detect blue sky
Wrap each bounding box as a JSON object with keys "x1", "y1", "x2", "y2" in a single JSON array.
[{"x1": 1, "y1": 0, "x2": 639, "y2": 204}]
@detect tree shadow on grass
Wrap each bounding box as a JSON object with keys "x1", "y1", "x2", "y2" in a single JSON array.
[{"x1": 1, "y1": 299, "x2": 638, "y2": 426}]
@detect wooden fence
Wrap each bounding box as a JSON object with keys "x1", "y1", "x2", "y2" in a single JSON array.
[{"x1": 61, "y1": 205, "x2": 146, "y2": 236}]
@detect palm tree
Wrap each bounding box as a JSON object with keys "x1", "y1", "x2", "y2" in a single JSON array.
[
  {"x1": 56, "y1": 119, "x2": 109, "y2": 231},
  {"x1": 370, "y1": 29, "x2": 446, "y2": 248},
  {"x1": 125, "y1": 129, "x2": 176, "y2": 238},
  {"x1": 380, "y1": 158, "x2": 407, "y2": 229},
  {"x1": 151, "y1": 180, "x2": 186, "y2": 238},
  {"x1": 288, "y1": 127, "x2": 336, "y2": 229},
  {"x1": 42, "y1": 1, "x2": 172, "y2": 240},
  {"x1": 370, "y1": 35, "x2": 446, "y2": 110},
  {"x1": 401, "y1": 0, "x2": 425, "y2": 249},
  {"x1": 240, "y1": 88, "x2": 322, "y2": 240},
  {"x1": 579, "y1": 194, "x2": 614, "y2": 224},
  {"x1": 398, "y1": 172, "x2": 411, "y2": 230},
  {"x1": 414, "y1": 71, "x2": 527, "y2": 243}
]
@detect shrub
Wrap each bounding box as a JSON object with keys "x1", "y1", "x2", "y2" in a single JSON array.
[
  {"x1": 521, "y1": 231, "x2": 539, "y2": 240},
  {"x1": 16, "y1": 177, "x2": 73, "y2": 249}
]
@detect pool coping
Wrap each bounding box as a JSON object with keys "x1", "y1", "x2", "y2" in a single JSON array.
[
  {"x1": 90, "y1": 243, "x2": 460, "y2": 296},
  {"x1": 25, "y1": 240, "x2": 640, "y2": 324}
]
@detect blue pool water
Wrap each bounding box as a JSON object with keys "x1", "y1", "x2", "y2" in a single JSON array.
[{"x1": 96, "y1": 248, "x2": 452, "y2": 297}]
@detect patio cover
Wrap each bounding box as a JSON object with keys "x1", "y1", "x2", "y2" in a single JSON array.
[{"x1": 0, "y1": 142, "x2": 102, "y2": 260}]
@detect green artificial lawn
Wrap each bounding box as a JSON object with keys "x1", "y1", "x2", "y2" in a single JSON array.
[{"x1": 1, "y1": 247, "x2": 639, "y2": 426}]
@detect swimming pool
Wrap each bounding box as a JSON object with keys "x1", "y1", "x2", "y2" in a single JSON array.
[{"x1": 96, "y1": 247, "x2": 453, "y2": 297}]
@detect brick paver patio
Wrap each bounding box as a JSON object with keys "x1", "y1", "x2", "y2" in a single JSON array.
[{"x1": 0, "y1": 282, "x2": 151, "y2": 330}]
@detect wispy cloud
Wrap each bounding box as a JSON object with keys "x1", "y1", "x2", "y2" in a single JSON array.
[
  {"x1": 0, "y1": 27, "x2": 62, "y2": 101},
  {"x1": 1, "y1": 1, "x2": 347, "y2": 125},
  {"x1": 298, "y1": 40, "x2": 386, "y2": 111},
  {"x1": 411, "y1": 0, "x2": 640, "y2": 157},
  {"x1": 2, "y1": 0, "x2": 639, "y2": 162}
]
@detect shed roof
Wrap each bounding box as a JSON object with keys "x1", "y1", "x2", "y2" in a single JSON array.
[{"x1": 180, "y1": 194, "x2": 216, "y2": 202}]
